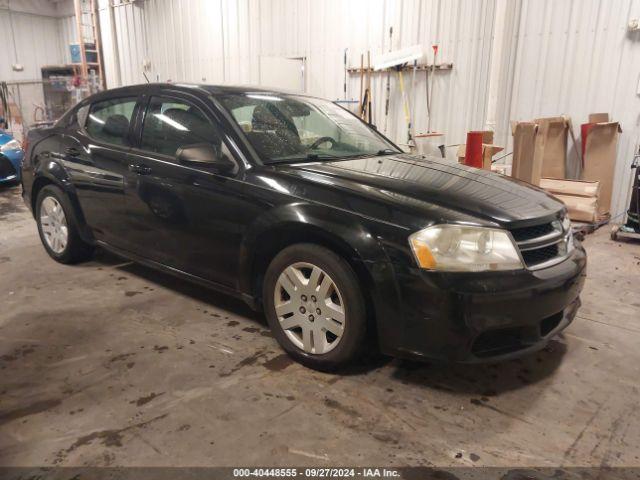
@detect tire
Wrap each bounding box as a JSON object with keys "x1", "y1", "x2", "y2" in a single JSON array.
[
  {"x1": 35, "y1": 185, "x2": 94, "y2": 264},
  {"x1": 263, "y1": 243, "x2": 367, "y2": 371}
]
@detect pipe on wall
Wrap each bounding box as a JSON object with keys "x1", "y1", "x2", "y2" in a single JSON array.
[{"x1": 108, "y1": 0, "x2": 122, "y2": 87}]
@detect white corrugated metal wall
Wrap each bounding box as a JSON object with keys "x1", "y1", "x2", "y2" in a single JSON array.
[
  {"x1": 2, "y1": 0, "x2": 637, "y2": 217},
  {"x1": 97, "y1": 0, "x2": 497, "y2": 160},
  {"x1": 0, "y1": 1, "x2": 66, "y2": 128},
  {"x1": 493, "y1": 0, "x2": 640, "y2": 220}
]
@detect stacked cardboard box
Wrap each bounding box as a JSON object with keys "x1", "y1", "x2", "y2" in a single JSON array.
[
  {"x1": 511, "y1": 114, "x2": 620, "y2": 223},
  {"x1": 539, "y1": 178, "x2": 600, "y2": 223},
  {"x1": 511, "y1": 116, "x2": 571, "y2": 186},
  {"x1": 580, "y1": 114, "x2": 621, "y2": 217}
]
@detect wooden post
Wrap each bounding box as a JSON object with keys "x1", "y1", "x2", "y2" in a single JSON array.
[{"x1": 73, "y1": 0, "x2": 88, "y2": 80}]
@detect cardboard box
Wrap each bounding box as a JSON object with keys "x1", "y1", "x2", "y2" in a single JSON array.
[
  {"x1": 588, "y1": 113, "x2": 609, "y2": 123},
  {"x1": 554, "y1": 194, "x2": 598, "y2": 223},
  {"x1": 535, "y1": 116, "x2": 569, "y2": 180},
  {"x1": 480, "y1": 130, "x2": 494, "y2": 144},
  {"x1": 581, "y1": 121, "x2": 621, "y2": 215},
  {"x1": 540, "y1": 178, "x2": 600, "y2": 198},
  {"x1": 511, "y1": 121, "x2": 541, "y2": 184},
  {"x1": 457, "y1": 143, "x2": 504, "y2": 170}
]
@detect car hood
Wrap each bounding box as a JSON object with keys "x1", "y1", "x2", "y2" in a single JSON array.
[
  {"x1": 274, "y1": 154, "x2": 563, "y2": 225},
  {"x1": 0, "y1": 131, "x2": 14, "y2": 145}
]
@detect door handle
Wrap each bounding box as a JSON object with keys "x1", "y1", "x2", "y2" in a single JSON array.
[
  {"x1": 129, "y1": 163, "x2": 152, "y2": 175},
  {"x1": 65, "y1": 147, "x2": 81, "y2": 157}
]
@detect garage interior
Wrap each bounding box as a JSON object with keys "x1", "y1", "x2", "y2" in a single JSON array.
[{"x1": 1, "y1": 0, "x2": 640, "y2": 475}]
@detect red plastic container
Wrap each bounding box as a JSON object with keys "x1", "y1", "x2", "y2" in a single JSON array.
[{"x1": 464, "y1": 131, "x2": 484, "y2": 169}]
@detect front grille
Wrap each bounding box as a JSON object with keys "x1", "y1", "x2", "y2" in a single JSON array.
[
  {"x1": 510, "y1": 222, "x2": 555, "y2": 242},
  {"x1": 521, "y1": 244, "x2": 559, "y2": 267},
  {"x1": 0, "y1": 155, "x2": 16, "y2": 178},
  {"x1": 510, "y1": 219, "x2": 568, "y2": 269}
]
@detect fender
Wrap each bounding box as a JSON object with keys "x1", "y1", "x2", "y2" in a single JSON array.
[
  {"x1": 31, "y1": 150, "x2": 95, "y2": 245},
  {"x1": 237, "y1": 201, "x2": 404, "y2": 353}
]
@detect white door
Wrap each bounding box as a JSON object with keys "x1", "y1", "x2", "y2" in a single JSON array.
[{"x1": 259, "y1": 56, "x2": 304, "y2": 92}]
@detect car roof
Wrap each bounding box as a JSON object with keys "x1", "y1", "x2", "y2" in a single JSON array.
[{"x1": 89, "y1": 83, "x2": 316, "y2": 100}]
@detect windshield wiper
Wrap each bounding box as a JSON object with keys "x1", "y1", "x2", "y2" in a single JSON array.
[
  {"x1": 269, "y1": 149, "x2": 398, "y2": 165},
  {"x1": 305, "y1": 152, "x2": 342, "y2": 160},
  {"x1": 268, "y1": 152, "x2": 342, "y2": 164}
]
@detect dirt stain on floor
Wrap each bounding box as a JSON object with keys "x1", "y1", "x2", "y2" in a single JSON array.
[
  {"x1": 263, "y1": 354, "x2": 293, "y2": 372},
  {"x1": 130, "y1": 392, "x2": 164, "y2": 407},
  {"x1": 0, "y1": 399, "x2": 62, "y2": 426},
  {"x1": 54, "y1": 413, "x2": 169, "y2": 464},
  {"x1": 219, "y1": 350, "x2": 267, "y2": 377},
  {"x1": 0, "y1": 344, "x2": 38, "y2": 362},
  {"x1": 0, "y1": 187, "x2": 27, "y2": 221}
]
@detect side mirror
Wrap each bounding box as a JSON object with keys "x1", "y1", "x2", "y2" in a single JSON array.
[{"x1": 176, "y1": 143, "x2": 235, "y2": 174}]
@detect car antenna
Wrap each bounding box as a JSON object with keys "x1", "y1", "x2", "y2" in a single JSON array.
[{"x1": 142, "y1": 71, "x2": 150, "y2": 83}]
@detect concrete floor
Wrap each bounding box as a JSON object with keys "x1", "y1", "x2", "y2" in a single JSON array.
[{"x1": 1, "y1": 183, "x2": 639, "y2": 468}]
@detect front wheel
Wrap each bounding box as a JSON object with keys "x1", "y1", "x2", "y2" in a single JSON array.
[
  {"x1": 263, "y1": 244, "x2": 367, "y2": 371},
  {"x1": 36, "y1": 185, "x2": 94, "y2": 264}
]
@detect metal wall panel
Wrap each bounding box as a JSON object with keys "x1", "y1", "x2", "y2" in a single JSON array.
[
  {"x1": 0, "y1": 8, "x2": 64, "y2": 81},
  {"x1": 496, "y1": 0, "x2": 640, "y2": 219},
  {"x1": 0, "y1": 4, "x2": 65, "y2": 127},
  {"x1": 9, "y1": 0, "x2": 628, "y2": 220},
  {"x1": 101, "y1": 0, "x2": 496, "y2": 159},
  {"x1": 58, "y1": 14, "x2": 77, "y2": 64}
]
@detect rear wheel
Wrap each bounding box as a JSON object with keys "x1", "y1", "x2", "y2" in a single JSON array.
[
  {"x1": 36, "y1": 185, "x2": 93, "y2": 264},
  {"x1": 263, "y1": 244, "x2": 367, "y2": 371}
]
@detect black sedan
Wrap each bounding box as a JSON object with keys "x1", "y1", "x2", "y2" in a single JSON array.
[{"x1": 21, "y1": 84, "x2": 586, "y2": 370}]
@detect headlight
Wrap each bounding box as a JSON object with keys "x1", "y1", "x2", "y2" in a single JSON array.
[
  {"x1": 408, "y1": 225, "x2": 524, "y2": 272},
  {"x1": 562, "y1": 214, "x2": 571, "y2": 232},
  {"x1": 0, "y1": 139, "x2": 21, "y2": 152}
]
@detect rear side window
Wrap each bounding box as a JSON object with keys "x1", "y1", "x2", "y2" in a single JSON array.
[
  {"x1": 140, "y1": 96, "x2": 222, "y2": 157},
  {"x1": 85, "y1": 97, "x2": 137, "y2": 146}
]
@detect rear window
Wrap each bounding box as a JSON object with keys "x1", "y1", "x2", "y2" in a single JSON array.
[{"x1": 85, "y1": 97, "x2": 137, "y2": 146}]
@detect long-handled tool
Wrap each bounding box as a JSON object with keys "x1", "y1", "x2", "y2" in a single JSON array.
[
  {"x1": 343, "y1": 48, "x2": 348, "y2": 101},
  {"x1": 426, "y1": 44, "x2": 439, "y2": 133},
  {"x1": 367, "y1": 50, "x2": 373, "y2": 124},
  {"x1": 396, "y1": 65, "x2": 414, "y2": 150},
  {"x1": 409, "y1": 59, "x2": 418, "y2": 144},
  {"x1": 359, "y1": 53, "x2": 364, "y2": 117},
  {"x1": 360, "y1": 52, "x2": 372, "y2": 123},
  {"x1": 383, "y1": 27, "x2": 393, "y2": 134}
]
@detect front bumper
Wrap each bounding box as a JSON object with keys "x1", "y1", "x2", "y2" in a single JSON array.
[
  {"x1": 0, "y1": 150, "x2": 23, "y2": 184},
  {"x1": 384, "y1": 244, "x2": 587, "y2": 362}
]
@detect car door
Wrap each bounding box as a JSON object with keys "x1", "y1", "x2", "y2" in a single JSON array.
[
  {"x1": 55, "y1": 95, "x2": 141, "y2": 250},
  {"x1": 123, "y1": 92, "x2": 259, "y2": 287}
]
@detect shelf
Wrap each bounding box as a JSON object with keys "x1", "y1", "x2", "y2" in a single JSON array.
[{"x1": 347, "y1": 63, "x2": 454, "y2": 74}]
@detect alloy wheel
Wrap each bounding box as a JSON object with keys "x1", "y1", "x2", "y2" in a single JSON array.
[
  {"x1": 273, "y1": 262, "x2": 345, "y2": 354},
  {"x1": 40, "y1": 196, "x2": 68, "y2": 254}
]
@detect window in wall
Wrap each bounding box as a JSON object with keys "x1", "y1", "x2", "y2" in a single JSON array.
[{"x1": 85, "y1": 97, "x2": 137, "y2": 146}]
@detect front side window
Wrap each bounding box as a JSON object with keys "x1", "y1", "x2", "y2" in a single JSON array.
[
  {"x1": 140, "y1": 97, "x2": 223, "y2": 158},
  {"x1": 217, "y1": 93, "x2": 399, "y2": 163},
  {"x1": 85, "y1": 97, "x2": 137, "y2": 146}
]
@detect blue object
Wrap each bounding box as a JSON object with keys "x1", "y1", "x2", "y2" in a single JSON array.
[
  {"x1": 70, "y1": 44, "x2": 82, "y2": 63},
  {"x1": 0, "y1": 129, "x2": 24, "y2": 184},
  {"x1": 70, "y1": 43, "x2": 97, "y2": 64}
]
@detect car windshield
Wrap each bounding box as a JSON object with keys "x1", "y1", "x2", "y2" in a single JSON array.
[{"x1": 217, "y1": 93, "x2": 400, "y2": 164}]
